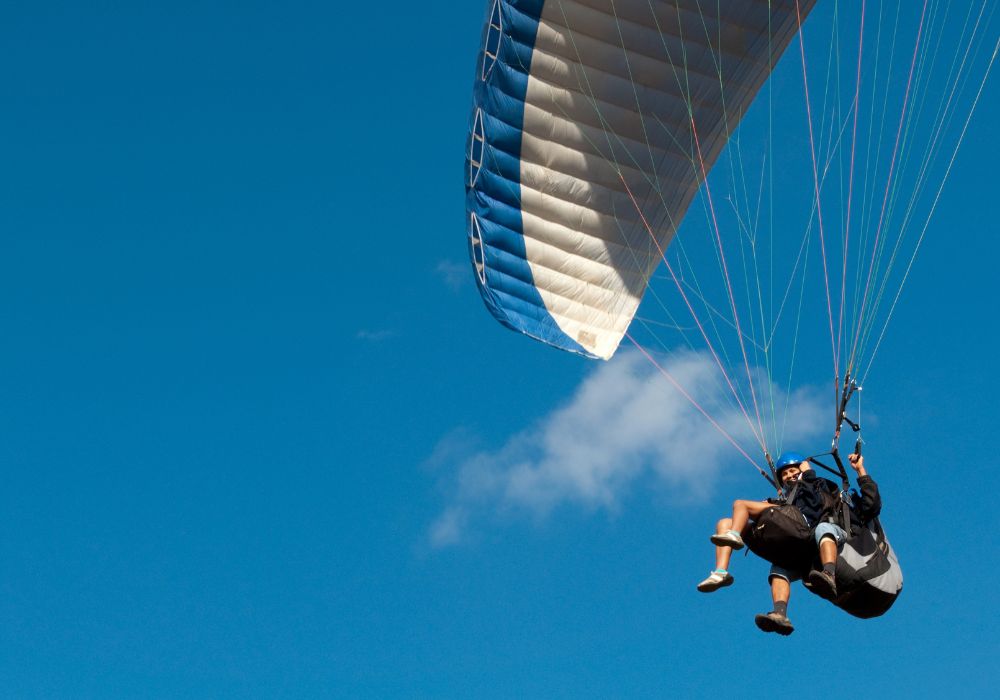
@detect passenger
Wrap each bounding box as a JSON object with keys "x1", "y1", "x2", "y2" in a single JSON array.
[{"x1": 695, "y1": 452, "x2": 822, "y2": 594}]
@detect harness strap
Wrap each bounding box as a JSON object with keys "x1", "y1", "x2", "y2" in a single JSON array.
[
  {"x1": 785, "y1": 480, "x2": 801, "y2": 505},
  {"x1": 841, "y1": 494, "x2": 852, "y2": 534},
  {"x1": 807, "y1": 455, "x2": 843, "y2": 479}
]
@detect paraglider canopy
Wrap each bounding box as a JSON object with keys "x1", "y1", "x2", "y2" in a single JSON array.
[{"x1": 466, "y1": 0, "x2": 817, "y2": 360}]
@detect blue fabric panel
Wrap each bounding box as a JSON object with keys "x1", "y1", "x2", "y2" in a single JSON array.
[{"x1": 466, "y1": 0, "x2": 593, "y2": 357}]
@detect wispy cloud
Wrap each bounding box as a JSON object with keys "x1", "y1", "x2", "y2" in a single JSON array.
[
  {"x1": 436, "y1": 260, "x2": 469, "y2": 292},
  {"x1": 356, "y1": 329, "x2": 396, "y2": 342},
  {"x1": 428, "y1": 349, "x2": 827, "y2": 548}
]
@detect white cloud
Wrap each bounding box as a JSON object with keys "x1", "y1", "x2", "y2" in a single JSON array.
[{"x1": 428, "y1": 349, "x2": 827, "y2": 548}]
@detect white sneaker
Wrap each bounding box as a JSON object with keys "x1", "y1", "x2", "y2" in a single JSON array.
[
  {"x1": 697, "y1": 570, "x2": 735, "y2": 592},
  {"x1": 710, "y1": 530, "x2": 745, "y2": 550}
]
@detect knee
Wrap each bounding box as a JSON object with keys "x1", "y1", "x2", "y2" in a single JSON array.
[
  {"x1": 814, "y1": 523, "x2": 846, "y2": 546},
  {"x1": 717, "y1": 518, "x2": 733, "y2": 532},
  {"x1": 768, "y1": 567, "x2": 793, "y2": 585}
]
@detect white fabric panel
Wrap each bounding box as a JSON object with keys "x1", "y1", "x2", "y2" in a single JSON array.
[{"x1": 519, "y1": 0, "x2": 814, "y2": 358}]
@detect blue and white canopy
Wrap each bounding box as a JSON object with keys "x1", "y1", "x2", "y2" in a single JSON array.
[{"x1": 465, "y1": 0, "x2": 816, "y2": 359}]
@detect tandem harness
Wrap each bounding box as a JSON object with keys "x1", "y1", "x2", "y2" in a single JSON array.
[{"x1": 747, "y1": 376, "x2": 904, "y2": 618}]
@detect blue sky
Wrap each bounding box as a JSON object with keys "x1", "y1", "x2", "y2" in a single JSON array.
[{"x1": 1, "y1": 2, "x2": 998, "y2": 698}]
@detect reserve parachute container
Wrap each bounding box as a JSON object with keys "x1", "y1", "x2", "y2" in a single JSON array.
[{"x1": 465, "y1": 0, "x2": 816, "y2": 359}]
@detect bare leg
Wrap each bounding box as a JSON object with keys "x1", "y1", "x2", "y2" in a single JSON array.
[
  {"x1": 807, "y1": 537, "x2": 840, "y2": 600},
  {"x1": 730, "y1": 499, "x2": 775, "y2": 533},
  {"x1": 819, "y1": 537, "x2": 838, "y2": 566},
  {"x1": 714, "y1": 518, "x2": 734, "y2": 570},
  {"x1": 713, "y1": 513, "x2": 760, "y2": 570},
  {"x1": 709, "y1": 501, "x2": 774, "y2": 573},
  {"x1": 770, "y1": 576, "x2": 790, "y2": 608},
  {"x1": 755, "y1": 575, "x2": 795, "y2": 634}
]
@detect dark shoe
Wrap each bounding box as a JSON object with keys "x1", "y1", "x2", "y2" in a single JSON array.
[
  {"x1": 808, "y1": 569, "x2": 838, "y2": 600},
  {"x1": 755, "y1": 612, "x2": 794, "y2": 635}
]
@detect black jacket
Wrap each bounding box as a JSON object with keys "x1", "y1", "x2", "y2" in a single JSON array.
[
  {"x1": 785, "y1": 471, "x2": 882, "y2": 534},
  {"x1": 786, "y1": 470, "x2": 841, "y2": 527},
  {"x1": 847, "y1": 474, "x2": 882, "y2": 534}
]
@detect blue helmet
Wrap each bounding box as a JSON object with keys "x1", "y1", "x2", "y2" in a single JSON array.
[{"x1": 775, "y1": 451, "x2": 806, "y2": 474}]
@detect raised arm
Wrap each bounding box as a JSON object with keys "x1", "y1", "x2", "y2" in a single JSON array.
[{"x1": 848, "y1": 454, "x2": 881, "y2": 520}]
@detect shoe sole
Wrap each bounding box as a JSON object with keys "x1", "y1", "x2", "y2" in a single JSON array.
[
  {"x1": 697, "y1": 576, "x2": 734, "y2": 593},
  {"x1": 807, "y1": 572, "x2": 838, "y2": 601},
  {"x1": 754, "y1": 614, "x2": 794, "y2": 636},
  {"x1": 709, "y1": 535, "x2": 744, "y2": 550}
]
